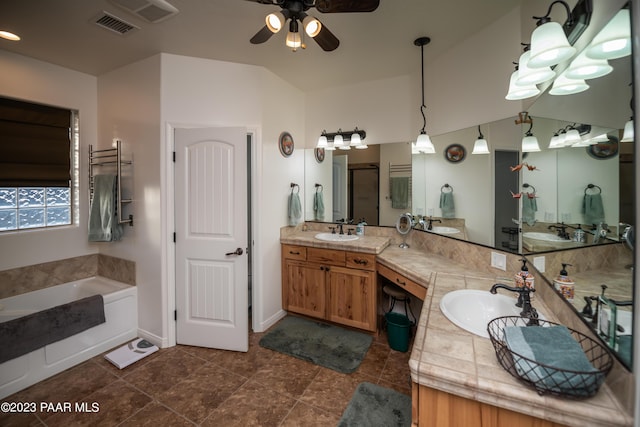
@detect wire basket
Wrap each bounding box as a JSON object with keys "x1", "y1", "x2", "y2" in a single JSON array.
[{"x1": 487, "y1": 316, "x2": 613, "y2": 398}]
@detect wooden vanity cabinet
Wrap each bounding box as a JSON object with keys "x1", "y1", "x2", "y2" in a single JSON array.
[{"x1": 281, "y1": 244, "x2": 377, "y2": 332}]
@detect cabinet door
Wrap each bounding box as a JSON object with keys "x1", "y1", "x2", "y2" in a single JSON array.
[
  {"x1": 283, "y1": 260, "x2": 327, "y2": 319},
  {"x1": 327, "y1": 265, "x2": 377, "y2": 331}
]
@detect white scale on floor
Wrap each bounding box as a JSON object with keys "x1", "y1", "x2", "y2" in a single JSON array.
[{"x1": 104, "y1": 338, "x2": 159, "y2": 369}]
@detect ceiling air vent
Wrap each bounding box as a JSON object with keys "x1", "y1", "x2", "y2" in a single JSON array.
[
  {"x1": 94, "y1": 12, "x2": 139, "y2": 35},
  {"x1": 109, "y1": 0, "x2": 179, "y2": 23}
]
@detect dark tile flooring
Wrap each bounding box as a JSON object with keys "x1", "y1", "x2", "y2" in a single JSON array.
[{"x1": 1, "y1": 316, "x2": 412, "y2": 426}]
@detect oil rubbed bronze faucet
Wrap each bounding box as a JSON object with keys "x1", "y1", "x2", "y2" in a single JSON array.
[{"x1": 490, "y1": 283, "x2": 539, "y2": 325}]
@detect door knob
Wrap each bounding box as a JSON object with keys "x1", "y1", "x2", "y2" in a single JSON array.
[{"x1": 225, "y1": 248, "x2": 244, "y2": 256}]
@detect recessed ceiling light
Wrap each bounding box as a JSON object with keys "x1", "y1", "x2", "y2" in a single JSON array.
[{"x1": 0, "y1": 31, "x2": 20, "y2": 41}]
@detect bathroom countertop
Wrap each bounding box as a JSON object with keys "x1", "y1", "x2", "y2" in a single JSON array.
[
  {"x1": 385, "y1": 247, "x2": 633, "y2": 427},
  {"x1": 279, "y1": 230, "x2": 390, "y2": 254},
  {"x1": 279, "y1": 230, "x2": 632, "y2": 426}
]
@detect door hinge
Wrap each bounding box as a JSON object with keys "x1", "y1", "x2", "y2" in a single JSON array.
[
  {"x1": 173, "y1": 232, "x2": 176, "y2": 242},
  {"x1": 173, "y1": 151, "x2": 176, "y2": 162},
  {"x1": 174, "y1": 310, "x2": 177, "y2": 321}
]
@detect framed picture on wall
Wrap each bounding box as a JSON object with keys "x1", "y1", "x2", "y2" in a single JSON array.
[
  {"x1": 279, "y1": 132, "x2": 294, "y2": 157},
  {"x1": 314, "y1": 147, "x2": 325, "y2": 163},
  {"x1": 444, "y1": 143, "x2": 466, "y2": 163}
]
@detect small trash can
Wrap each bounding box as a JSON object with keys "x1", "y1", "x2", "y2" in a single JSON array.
[{"x1": 385, "y1": 312, "x2": 412, "y2": 352}]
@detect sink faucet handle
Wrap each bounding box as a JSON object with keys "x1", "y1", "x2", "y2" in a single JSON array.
[{"x1": 328, "y1": 226, "x2": 337, "y2": 234}]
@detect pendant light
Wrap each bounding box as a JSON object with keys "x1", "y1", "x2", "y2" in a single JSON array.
[
  {"x1": 586, "y1": 8, "x2": 631, "y2": 60},
  {"x1": 528, "y1": 1, "x2": 577, "y2": 68},
  {"x1": 414, "y1": 37, "x2": 436, "y2": 154},
  {"x1": 472, "y1": 125, "x2": 490, "y2": 154},
  {"x1": 520, "y1": 114, "x2": 540, "y2": 152}
]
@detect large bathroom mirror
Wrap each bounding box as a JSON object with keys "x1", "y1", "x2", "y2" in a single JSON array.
[{"x1": 303, "y1": 3, "x2": 634, "y2": 369}]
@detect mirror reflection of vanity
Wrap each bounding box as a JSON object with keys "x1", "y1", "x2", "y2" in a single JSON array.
[{"x1": 303, "y1": 2, "x2": 634, "y2": 370}]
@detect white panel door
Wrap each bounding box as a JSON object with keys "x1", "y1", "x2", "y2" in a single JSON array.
[{"x1": 174, "y1": 127, "x2": 248, "y2": 351}]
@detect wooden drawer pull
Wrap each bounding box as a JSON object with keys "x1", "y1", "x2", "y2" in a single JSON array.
[
  {"x1": 289, "y1": 251, "x2": 301, "y2": 255},
  {"x1": 353, "y1": 259, "x2": 368, "y2": 265},
  {"x1": 396, "y1": 278, "x2": 407, "y2": 286}
]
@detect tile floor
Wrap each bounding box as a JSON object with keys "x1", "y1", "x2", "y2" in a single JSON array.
[{"x1": 1, "y1": 316, "x2": 412, "y2": 426}]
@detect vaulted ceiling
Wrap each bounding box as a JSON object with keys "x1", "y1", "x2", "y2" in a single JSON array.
[{"x1": 0, "y1": 0, "x2": 522, "y2": 92}]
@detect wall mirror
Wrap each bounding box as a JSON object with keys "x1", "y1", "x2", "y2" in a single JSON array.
[{"x1": 303, "y1": 3, "x2": 634, "y2": 369}]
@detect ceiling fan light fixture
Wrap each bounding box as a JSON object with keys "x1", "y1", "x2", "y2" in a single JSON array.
[
  {"x1": 265, "y1": 12, "x2": 286, "y2": 33},
  {"x1": 285, "y1": 20, "x2": 301, "y2": 49},
  {"x1": 302, "y1": 15, "x2": 322, "y2": 37},
  {"x1": 0, "y1": 30, "x2": 20, "y2": 41}
]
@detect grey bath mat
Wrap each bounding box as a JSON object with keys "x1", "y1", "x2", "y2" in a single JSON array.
[
  {"x1": 339, "y1": 382, "x2": 411, "y2": 427},
  {"x1": 258, "y1": 316, "x2": 372, "y2": 374}
]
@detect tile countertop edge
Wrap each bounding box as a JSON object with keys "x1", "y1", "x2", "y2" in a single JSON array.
[
  {"x1": 406, "y1": 274, "x2": 633, "y2": 427},
  {"x1": 279, "y1": 231, "x2": 390, "y2": 254}
]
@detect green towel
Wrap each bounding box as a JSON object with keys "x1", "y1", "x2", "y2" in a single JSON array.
[
  {"x1": 522, "y1": 197, "x2": 537, "y2": 226},
  {"x1": 88, "y1": 174, "x2": 123, "y2": 242},
  {"x1": 313, "y1": 191, "x2": 325, "y2": 221},
  {"x1": 504, "y1": 325, "x2": 604, "y2": 396},
  {"x1": 439, "y1": 192, "x2": 455, "y2": 218},
  {"x1": 390, "y1": 177, "x2": 409, "y2": 209},
  {"x1": 582, "y1": 194, "x2": 605, "y2": 226},
  {"x1": 288, "y1": 192, "x2": 302, "y2": 226}
]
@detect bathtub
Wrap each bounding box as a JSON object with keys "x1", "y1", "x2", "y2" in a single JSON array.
[{"x1": 0, "y1": 277, "x2": 137, "y2": 399}]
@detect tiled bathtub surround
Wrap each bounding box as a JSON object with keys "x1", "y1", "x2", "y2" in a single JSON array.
[{"x1": 0, "y1": 254, "x2": 135, "y2": 299}]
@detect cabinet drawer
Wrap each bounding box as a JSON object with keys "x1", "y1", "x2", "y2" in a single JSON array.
[
  {"x1": 307, "y1": 247, "x2": 346, "y2": 265},
  {"x1": 346, "y1": 252, "x2": 376, "y2": 271},
  {"x1": 282, "y1": 244, "x2": 306, "y2": 261},
  {"x1": 377, "y1": 263, "x2": 427, "y2": 300}
]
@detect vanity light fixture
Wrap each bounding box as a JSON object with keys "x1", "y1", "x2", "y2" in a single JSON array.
[
  {"x1": 528, "y1": 0, "x2": 578, "y2": 69},
  {"x1": 316, "y1": 128, "x2": 367, "y2": 150},
  {"x1": 505, "y1": 65, "x2": 540, "y2": 100},
  {"x1": 565, "y1": 50, "x2": 612, "y2": 80},
  {"x1": 472, "y1": 125, "x2": 490, "y2": 154},
  {"x1": 548, "y1": 131, "x2": 564, "y2": 148},
  {"x1": 549, "y1": 72, "x2": 589, "y2": 96},
  {"x1": 621, "y1": 118, "x2": 634, "y2": 142},
  {"x1": 564, "y1": 127, "x2": 582, "y2": 146},
  {"x1": 516, "y1": 45, "x2": 555, "y2": 86},
  {"x1": 414, "y1": 37, "x2": 436, "y2": 154},
  {"x1": 586, "y1": 8, "x2": 631, "y2": 61}
]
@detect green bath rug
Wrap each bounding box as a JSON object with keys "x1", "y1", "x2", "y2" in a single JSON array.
[
  {"x1": 339, "y1": 382, "x2": 411, "y2": 427},
  {"x1": 258, "y1": 316, "x2": 372, "y2": 374}
]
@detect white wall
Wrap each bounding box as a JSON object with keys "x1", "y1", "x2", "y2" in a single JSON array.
[
  {"x1": 0, "y1": 50, "x2": 98, "y2": 271},
  {"x1": 98, "y1": 55, "x2": 163, "y2": 342}
]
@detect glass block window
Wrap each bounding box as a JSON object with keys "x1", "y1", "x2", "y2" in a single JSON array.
[{"x1": 0, "y1": 187, "x2": 71, "y2": 231}]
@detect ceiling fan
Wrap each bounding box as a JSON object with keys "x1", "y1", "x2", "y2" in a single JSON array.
[{"x1": 247, "y1": 0, "x2": 379, "y2": 51}]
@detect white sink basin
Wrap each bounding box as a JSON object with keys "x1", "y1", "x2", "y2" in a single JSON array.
[
  {"x1": 523, "y1": 232, "x2": 572, "y2": 243},
  {"x1": 440, "y1": 289, "x2": 545, "y2": 338},
  {"x1": 431, "y1": 226, "x2": 460, "y2": 234},
  {"x1": 314, "y1": 232, "x2": 359, "y2": 242}
]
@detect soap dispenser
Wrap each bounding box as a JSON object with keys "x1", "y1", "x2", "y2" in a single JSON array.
[
  {"x1": 515, "y1": 258, "x2": 534, "y2": 290},
  {"x1": 573, "y1": 224, "x2": 586, "y2": 243},
  {"x1": 553, "y1": 263, "x2": 575, "y2": 302}
]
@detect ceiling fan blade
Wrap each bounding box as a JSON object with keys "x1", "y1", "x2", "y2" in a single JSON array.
[
  {"x1": 315, "y1": 0, "x2": 379, "y2": 13},
  {"x1": 244, "y1": 0, "x2": 280, "y2": 5},
  {"x1": 250, "y1": 25, "x2": 274, "y2": 44},
  {"x1": 313, "y1": 24, "x2": 339, "y2": 51}
]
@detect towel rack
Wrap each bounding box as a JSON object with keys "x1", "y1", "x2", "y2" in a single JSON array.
[
  {"x1": 389, "y1": 162, "x2": 412, "y2": 177},
  {"x1": 290, "y1": 182, "x2": 299, "y2": 194},
  {"x1": 585, "y1": 183, "x2": 601, "y2": 194},
  {"x1": 441, "y1": 183, "x2": 453, "y2": 193},
  {"x1": 522, "y1": 183, "x2": 536, "y2": 194},
  {"x1": 89, "y1": 140, "x2": 133, "y2": 226},
  {"x1": 315, "y1": 183, "x2": 323, "y2": 192}
]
